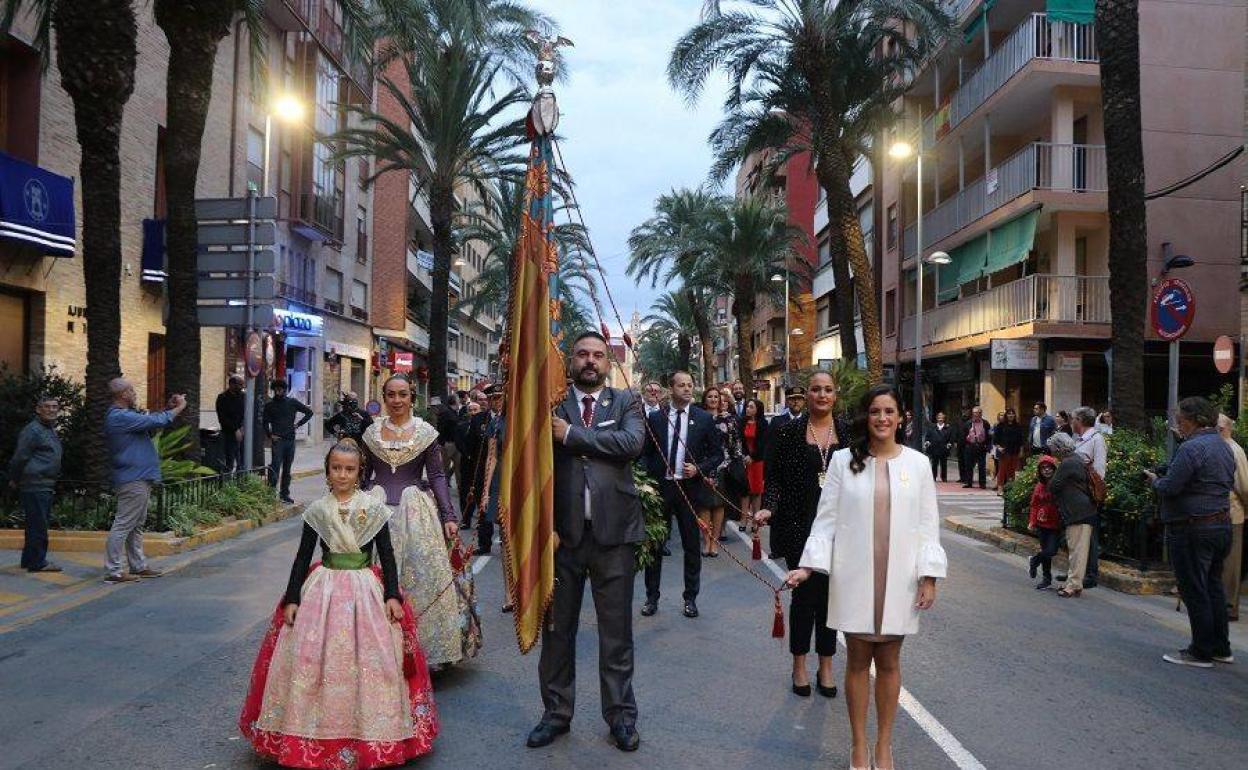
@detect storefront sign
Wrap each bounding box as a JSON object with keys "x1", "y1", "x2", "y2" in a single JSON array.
[
  {"x1": 930, "y1": 357, "x2": 975, "y2": 383},
  {"x1": 990, "y1": 338, "x2": 1041, "y2": 370},
  {"x1": 1058, "y1": 353, "x2": 1083, "y2": 372},
  {"x1": 393, "y1": 351, "x2": 414, "y2": 373},
  {"x1": 328, "y1": 341, "x2": 371, "y2": 361},
  {"x1": 273, "y1": 308, "x2": 323, "y2": 337}
]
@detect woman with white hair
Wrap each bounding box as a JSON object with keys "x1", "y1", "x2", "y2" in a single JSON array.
[{"x1": 1046, "y1": 432, "x2": 1098, "y2": 598}]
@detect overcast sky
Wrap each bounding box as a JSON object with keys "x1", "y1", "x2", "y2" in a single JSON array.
[{"x1": 540, "y1": 0, "x2": 729, "y2": 333}]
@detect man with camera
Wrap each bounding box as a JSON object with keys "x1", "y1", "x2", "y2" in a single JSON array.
[{"x1": 1145, "y1": 397, "x2": 1235, "y2": 668}]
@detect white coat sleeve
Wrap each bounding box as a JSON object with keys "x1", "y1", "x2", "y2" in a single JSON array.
[
  {"x1": 915, "y1": 455, "x2": 948, "y2": 579},
  {"x1": 799, "y1": 451, "x2": 844, "y2": 574}
]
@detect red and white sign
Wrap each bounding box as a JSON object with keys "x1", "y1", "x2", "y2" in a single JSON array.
[
  {"x1": 393, "y1": 351, "x2": 414, "y2": 373},
  {"x1": 1214, "y1": 335, "x2": 1235, "y2": 374}
]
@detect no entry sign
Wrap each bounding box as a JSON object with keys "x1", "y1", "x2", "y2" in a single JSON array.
[
  {"x1": 1152, "y1": 277, "x2": 1196, "y2": 341},
  {"x1": 1214, "y1": 335, "x2": 1235, "y2": 374}
]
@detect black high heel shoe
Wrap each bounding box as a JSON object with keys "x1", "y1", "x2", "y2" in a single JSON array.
[
  {"x1": 791, "y1": 677, "x2": 812, "y2": 697},
  {"x1": 816, "y1": 675, "x2": 838, "y2": 698}
]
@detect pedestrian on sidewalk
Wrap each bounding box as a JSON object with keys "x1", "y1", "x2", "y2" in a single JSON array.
[
  {"x1": 962, "y1": 407, "x2": 991, "y2": 489},
  {"x1": 1027, "y1": 456, "x2": 1061, "y2": 590},
  {"x1": 263, "y1": 380, "x2": 313, "y2": 505},
  {"x1": 954, "y1": 408, "x2": 971, "y2": 485},
  {"x1": 1145, "y1": 397, "x2": 1235, "y2": 668},
  {"x1": 640, "y1": 371, "x2": 722, "y2": 619},
  {"x1": 924, "y1": 411, "x2": 953, "y2": 482},
  {"x1": 103, "y1": 378, "x2": 186, "y2": 584},
  {"x1": 238, "y1": 439, "x2": 439, "y2": 766},
  {"x1": 993, "y1": 408, "x2": 1025, "y2": 494},
  {"x1": 324, "y1": 391, "x2": 372, "y2": 444},
  {"x1": 786, "y1": 384, "x2": 946, "y2": 770},
  {"x1": 1217, "y1": 414, "x2": 1248, "y2": 621},
  {"x1": 754, "y1": 370, "x2": 847, "y2": 700},
  {"x1": 1046, "y1": 433, "x2": 1095, "y2": 598},
  {"x1": 215, "y1": 375, "x2": 245, "y2": 473},
  {"x1": 1073, "y1": 407, "x2": 1107, "y2": 589},
  {"x1": 1028, "y1": 402, "x2": 1057, "y2": 456},
  {"x1": 738, "y1": 398, "x2": 768, "y2": 524},
  {"x1": 529, "y1": 332, "x2": 645, "y2": 752},
  {"x1": 7, "y1": 395, "x2": 64, "y2": 573}
]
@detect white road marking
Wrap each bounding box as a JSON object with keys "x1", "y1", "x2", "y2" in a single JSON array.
[
  {"x1": 472, "y1": 554, "x2": 492, "y2": 575},
  {"x1": 729, "y1": 523, "x2": 986, "y2": 770}
]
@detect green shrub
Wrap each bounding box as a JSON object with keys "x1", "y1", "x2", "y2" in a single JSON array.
[
  {"x1": 633, "y1": 466, "x2": 669, "y2": 571},
  {"x1": 156, "y1": 425, "x2": 215, "y2": 481},
  {"x1": 1104, "y1": 428, "x2": 1162, "y2": 518},
  {"x1": 1003, "y1": 455, "x2": 1040, "y2": 529}
]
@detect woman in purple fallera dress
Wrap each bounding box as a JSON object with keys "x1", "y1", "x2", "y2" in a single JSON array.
[{"x1": 361, "y1": 375, "x2": 481, "y2": 668}]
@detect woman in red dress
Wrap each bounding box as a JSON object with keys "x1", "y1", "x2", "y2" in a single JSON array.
[{"x1": 739, "y1": 398, "x2": 769, "y2": 524}]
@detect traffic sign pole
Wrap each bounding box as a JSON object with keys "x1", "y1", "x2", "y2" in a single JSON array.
[
  {"x1": 1167, "y1": 339, "x2": 1179, "y2": 459},
  {"x1": 243, "y1": 189, "x2": 257, "y2": 473},
  {"x1": 1152, "y1": 268, "x2": 1196, "y2": 458}
]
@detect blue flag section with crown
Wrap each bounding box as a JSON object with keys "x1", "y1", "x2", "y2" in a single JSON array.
[{"x1": 0, "y1": 151, "x2": 76, "y2": 257}]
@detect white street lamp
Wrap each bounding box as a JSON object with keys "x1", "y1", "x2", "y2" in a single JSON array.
[{"x1": 262, "y1": 93, "x2": 305, "y2": 196}]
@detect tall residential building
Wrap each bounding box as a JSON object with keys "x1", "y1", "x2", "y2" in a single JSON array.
[
  {"x1": 881, "y1": 0, "x2": 1245, "y2": 420},
  {"x1": 734, "y1": 148, "x2": 819, "y2": 411},
  {"x1": 810, "y1": 154, "x2": 874, "y2": 370},
  {"x1": 1, "y1": 1, "x2": 380, "y2": 442}
]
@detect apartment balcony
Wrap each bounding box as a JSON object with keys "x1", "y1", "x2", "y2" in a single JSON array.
[
  {"x1": 324, "y1": 298, "x2": 344, "y2": 315},
  {"x1": 904, "y1": 142, "x2": 1105, "y2": 257},
  {"x1": 752, "y1": 343, "x2": 785, "y2": 373},
  {"x1": 277, "y1": 281, "x2": 317, "y2": 308},
  {"x1": 350, "y1": 305, "x2": 368, "y2": 322},
  {"x1": 921, "y1": 13, "x2": 1098, "y2": 150},
  {"x1": 898, "y1": 273, "x2": 1109, "y2": 353},
  {"x1": 298, "y1": 191, "x2": 344, "y2": 241}
]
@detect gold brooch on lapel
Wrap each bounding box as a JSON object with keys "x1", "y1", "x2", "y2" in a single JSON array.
[
  {"x1": 600, "y1": 399, "x2": 611, "y2": 408},
  {"x1": 356, "y1": 508, "x2": 368, "y2": 526},
  {"x1": 899, "y1": 471, "x2": 911, "y2": 489}
]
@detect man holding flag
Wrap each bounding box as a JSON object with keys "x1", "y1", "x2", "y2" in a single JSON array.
[{"x1": 527, "y1": 331, "x2": 645, "y2": 752}]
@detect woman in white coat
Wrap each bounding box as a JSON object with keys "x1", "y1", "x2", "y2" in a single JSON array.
[{"x1": 786, "y1": 384, "x2": 947, "y2": 770}]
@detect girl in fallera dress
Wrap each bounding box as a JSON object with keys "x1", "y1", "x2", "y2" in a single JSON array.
[{"x1": 239, "y1": 440, "x2": 438, "y2": 769}]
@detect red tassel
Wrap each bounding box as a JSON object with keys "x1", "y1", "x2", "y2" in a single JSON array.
[
  {"x1": 623, "y1": 332, "x2": 633, "y2": 347},
  {"x1": 771, "y1": 593, "x2": 785, "y2": 638},
  {"x1": 751, "y1": 529, "x2": 762, "y2": 560},
  {"x1": 600, "y1": 322, "x2": 612, "y2": 339}
]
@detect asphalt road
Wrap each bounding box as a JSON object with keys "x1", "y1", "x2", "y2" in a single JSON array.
[{"x1": 1, "y1": 476, "x2": 1246, "y2": 769}]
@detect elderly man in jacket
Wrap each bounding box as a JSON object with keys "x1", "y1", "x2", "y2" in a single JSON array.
[
  {"x1": 1145, "y1": 397, "x2": 1235, "y2": 668},
  {"x1": 7, "y1": 396, "x2": 64, "y2": 572},
  {"x1": 1046, "y1": 432, "x2": 1098, "y2": 598}
]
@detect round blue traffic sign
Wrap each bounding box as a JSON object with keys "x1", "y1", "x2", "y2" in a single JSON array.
[{"x1": 1152, "y1": 277, "x2": 1195, "y2": 341}]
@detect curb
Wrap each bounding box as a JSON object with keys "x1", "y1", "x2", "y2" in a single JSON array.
[
  {"x1": 942, "y1": 515, "x2": 1175, "y2": 596},
  {"x1": 0, "y1": 503, "x2": 302, "y2": 556}
]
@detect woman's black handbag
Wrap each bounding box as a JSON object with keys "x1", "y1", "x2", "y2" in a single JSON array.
[{"x1": 723, "y1": 458, "x2": 748, "y2": 499}]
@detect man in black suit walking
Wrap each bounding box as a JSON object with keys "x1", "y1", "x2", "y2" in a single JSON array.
[
  {"x1": 924, "y1": 410, "x2": 954, "y2": 481},
  {"x1": 640, "y1": 370, "x2": 723, "y2": 619},
  {"x1": 529, "y1": 332, "x2": 646, "y2": 753},
  {"x1": 767, "y1": 386, "x2": 805, "y2": 439}
]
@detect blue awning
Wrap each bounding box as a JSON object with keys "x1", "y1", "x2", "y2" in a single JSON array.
[
  {"x1": 0, "y1": 151, "x2": 76, "y2": 256},
  {"x1": 142, "y1": 218, "x2": 167, "y2": 282}
]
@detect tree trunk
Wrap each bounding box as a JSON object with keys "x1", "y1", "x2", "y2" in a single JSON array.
[
  {"x1": 1096, "y1": 0, "x2": 1148, "y2": 431},
  {"x1": 818, "y1": 147, "x2": 882, "y2": 384},
  {"x1": 155, "y1": 2, "x2": 235, "y2": 457},
  {"x1": 677, "y1": 332, "x2": 692, "y2": 373},
  {"x1": 687, "y1": 288, "x2": 715, "y2": 389},
  {"x1": 817, "y1": 178, "x2": 859, "y2": 364},
  {"x1": 732, "y1": 290, "x2": 755, "y2": 394},
  {"x1": 53, "y1": 0, "x2": 138, "y2": 486},
  {"x1": 429, "y1": 183, "x2": 455, "y2": 403}
]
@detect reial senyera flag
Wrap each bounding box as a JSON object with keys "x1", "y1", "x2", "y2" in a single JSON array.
[{"x1": 498, "y1": 129, "x2": 565, "y2": 653}]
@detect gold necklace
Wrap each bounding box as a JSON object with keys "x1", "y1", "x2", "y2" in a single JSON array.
[{"x1": 807, "y1": 419, "x2": 836, "y2": 486}]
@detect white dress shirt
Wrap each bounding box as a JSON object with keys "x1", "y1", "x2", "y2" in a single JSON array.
[{"x1": 665, "y1": 404, "x2": 690, "y2": 480}]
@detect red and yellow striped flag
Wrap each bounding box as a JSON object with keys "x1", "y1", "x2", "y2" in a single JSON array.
[{"x1": 499, "y1": 131, "x2": 564, "y2": 653}]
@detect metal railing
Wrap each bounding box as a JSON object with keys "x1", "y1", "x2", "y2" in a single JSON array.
[
  {"x1": 277, "y1": 281, "x2": 317, "y2": 306},
  {"x1": 904, "y1": 143, "x2": 1106, "y2": 256},
  {"x1": 923, "y1": 13, "x2": 1098, "y2": 147},
  {"x1": 899, "y1": 274, "x2": 1110, "y2": 349},
  {"x1": 350, "y1": 305, "x2": 368, "y2": 322}
]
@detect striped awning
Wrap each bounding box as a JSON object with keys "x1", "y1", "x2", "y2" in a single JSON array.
[{"x1": 0, "y1": 151, "x2": 75, "y2": 256}]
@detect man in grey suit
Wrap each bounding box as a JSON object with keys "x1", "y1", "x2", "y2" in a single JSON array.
[{"x1": 528, "y1": 331, "x2": 646, "y2": 753}]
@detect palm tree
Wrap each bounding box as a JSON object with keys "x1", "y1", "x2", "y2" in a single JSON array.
[
  {"x1": 627, "y1": 188, "x2": 726, "y2": 388},
  {"x1": 3, "y1": 0, "x2": 139, "y2": 483},
  {"x1": 1095, "y1": 0, "x2": 1147, "y2": 431},
  {"x1": 334, "y1": 43, "x2": 529, "y2": 401},
  {"x1": 701, "y1": 196, "x2": 800, "y2": 383},
  {"x1": 669, "y1": 0, "x2": 951, "y2": 384},
  {"x1": 634, "y1": 326, "x2": 697, "y2": 387},
  {"x1": 642, "y1": 291, "x2": 701, "y2": 374}
]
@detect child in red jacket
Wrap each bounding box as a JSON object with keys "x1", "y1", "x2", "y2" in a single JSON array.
[{"x1": 1028, "y1": 456, "x2": 1061, "y2": 590}]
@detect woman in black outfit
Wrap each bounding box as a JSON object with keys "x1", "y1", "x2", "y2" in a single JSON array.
[{"x1": 755, "y1": 371, "x2": 850, "y2": 698}]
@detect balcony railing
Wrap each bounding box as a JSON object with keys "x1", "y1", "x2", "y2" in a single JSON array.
[
  {"x1": 277, "y1": 281, "x2": 317, "y2": 307},
  {"x1": 350, "y1": 305, "x2": 368, "y2": 322},
  {"x1": 356, "y1": 231, "x2": 368, "y2": 264},
  {"x1": 922, "y1": 13, "x2": 1098, "y2": 148},
  {"x1": 300, "y1": 191, "x2": 344, "y2": 239},
  {"x1": 324, "y1": 298, "x2": 344, "y2": 315},
  {"x1": 904, "y1": 143, "x2": 1106, "y2": 257},
  {"x1": 899, "y1": 274, "x2": 1109, "y2": 349}
]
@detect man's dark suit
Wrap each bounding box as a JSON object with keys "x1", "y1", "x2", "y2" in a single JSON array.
[
  {"x1": 924, "y1": 422, "x2": 954, "y2": 481},
  {"x1": 455, "y1": 410, "x2": 489, "y2": 526},
  {"x1": 539, "y1": 386, "x2": 645, "y2": 731},
  {"x1": 640, "y1": 403, "x2": 723, "y2": 604}
]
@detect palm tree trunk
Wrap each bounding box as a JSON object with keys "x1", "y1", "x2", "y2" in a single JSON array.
[
  {"x1": 155, "y1": 2, "x2": 235, "y2": 456},
  {"x1": 732, "y1": 292, "x2": 755, "y2": 393},
  {"x1": 53, "y1": 0, "x2": 138, "y2": 486},
  {"x1": 818, "y1": 148, "x2": 882, "y2": 383},
  {"x1": 1096, "y1": 0, "x2": 1148, "y2": 431},
  {"x1": 677, "y1": 333, "x2": 692, "y2": 373},
  {"x1": 685, "y1": 288, "x2": 715, "y2": 388},
  {"x1": 429, "y1": 184, "x2": 455, "y2": 403}
]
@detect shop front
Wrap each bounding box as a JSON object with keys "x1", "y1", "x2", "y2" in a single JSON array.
[
  {"x1": 324, "y1": 316, "x2": 373, "y2": 420},
  {"x1": 271, "y1": 307, "x2": 324, "y2": 442}
]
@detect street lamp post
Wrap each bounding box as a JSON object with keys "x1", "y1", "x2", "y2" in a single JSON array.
[
  {"x1": 772, "y1": 271, "x2": 789, "y2": 388},
  {"x1": 889, "y1": 133, "x2": 951, "y2": 451}
]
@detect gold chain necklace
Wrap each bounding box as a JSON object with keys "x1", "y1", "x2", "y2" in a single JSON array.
[{"x1": 807, "y1": 419, "x2": 836, "y2": 486}]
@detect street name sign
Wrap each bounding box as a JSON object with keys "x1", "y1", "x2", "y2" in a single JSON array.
[
  {"x1": 195, "y1": 196, "x2": 277, "y2": 221},
  {"x1": 198, "y1": 304, "x2": 273, "y2": 328},
  {"x1": 198, "y1": 276, "x2": 275, "y2": 301},
  {"x1": 197, "y1": 221, "x2": 276, "y2": 247},
  {"x1": 198, "y1": 249, "x2": 275, "y2": 274}
]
